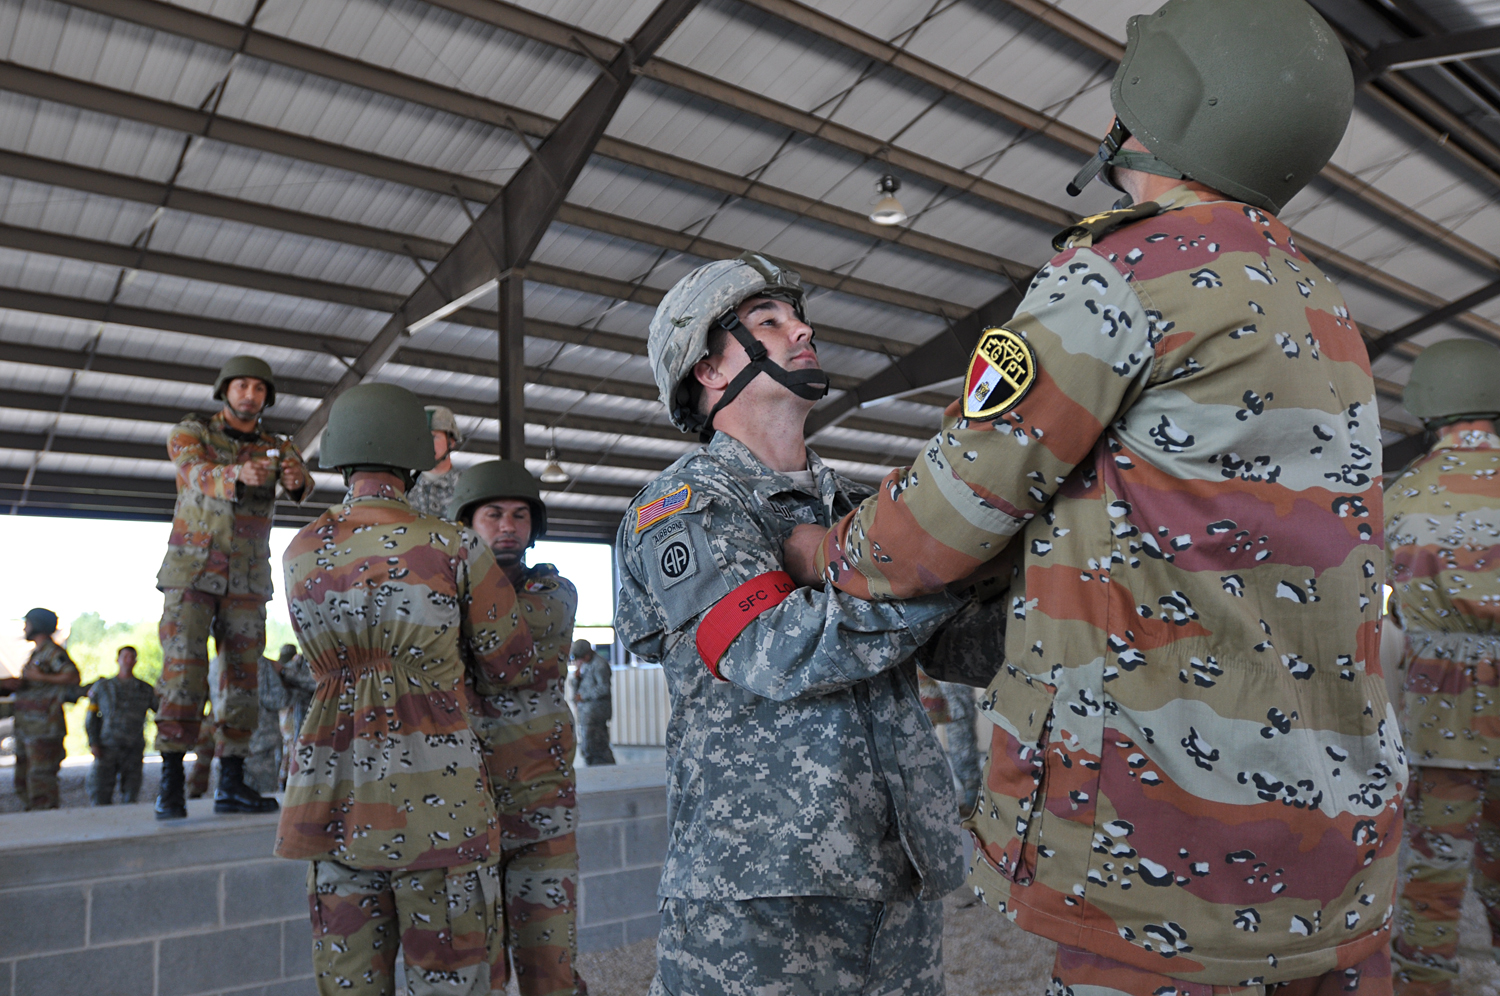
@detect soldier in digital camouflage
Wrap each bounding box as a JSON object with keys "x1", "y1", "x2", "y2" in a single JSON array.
[
  {"x1": 153, "y1": 355, "x2": 309, "y2": 820},
  {"x1": 7, "y1": 608, "x2": 80, "y2": 810},
  {"x1": 406, "y1": 405, "x2": 462, "y2": 519},
  {"x1": 1384, "y1": 340, "x2": 1500, "y2": 996},
  {"x1": 86, "y1": 644, "x2": 158, "y2": 805},
  {"x1": 275, "y1": 384, "x2": 535, "y2": 996},
  {"x1": 450, "y1": 460, "x2": 586, "y2": 996},
  {"x1": 570, "y1": 639, "x2": 614, "y2": 767},
  {"x1": 616, "y1": 251, "x2": 968, "y2": 996},
  {"x1": 782, "y1": 1, "x2": 1404, "y2": 992},
  {"x1": 916, "y1": 670, "x2": 982, "y2": 813}
]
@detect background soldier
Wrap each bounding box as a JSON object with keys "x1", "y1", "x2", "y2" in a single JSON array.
[
  {"x1": 1385, "y1": 340, "x2": 1500, "y2": 996},
  {"x1": 245, "y1": 644, "x2": 298, "y2": 795},
  {"x1": 784, "y1": 0, "x2": 1403, "y2": 990},
  {"x1": 450, "y1": 460, "x2": 586, "y2": 996},
  {"x1": 276, "y1": 384, "x2": 534, "y2": 996},
  {"x1": 9, "y1": 607, "x2": 79, "y2": 811},
  {"x1": 85, "y1": 645, "x2": 158, "y2": 805},
  {"x1": 570, "y1": 640, "x2": 614, "y2": 767},
  {"x1": 154, "y1": 355, "x2": 309, "y2": 819},
  {"x1": 277, "y1": 646, "x2": 316, "y2": 789},
  {"x1": 914, "y1": 671, "x2": 980, "y2": 813},
  {"x1": 618, "y1": 252, "x2": 965, "y2": 996},
  {"x1": 406, "y1": 404, "x2": 461, "y2": 518}
]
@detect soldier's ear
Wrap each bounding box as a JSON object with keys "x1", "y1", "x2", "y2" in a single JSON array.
[{"x1": 692, "y1": 356, "x2": 727, "y2": 391}]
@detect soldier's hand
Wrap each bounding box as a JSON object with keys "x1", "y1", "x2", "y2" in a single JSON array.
[
  {"x1": 783, "y1": 524, "x2": 829, "y2": 589},
  {"x1": 238, "y1": 458, "x2": 273, "y2": 487},
  {"x1": 280, "y1": 462, "x2": 305, "y2": 493}
]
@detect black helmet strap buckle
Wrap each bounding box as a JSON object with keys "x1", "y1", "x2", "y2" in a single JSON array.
[
  {"x1": 700, "y1": 308, "x2": 830, "y2": 442},
  {"x1": 1068, "y1": 118, "x2": 1187, "y2": 198}
]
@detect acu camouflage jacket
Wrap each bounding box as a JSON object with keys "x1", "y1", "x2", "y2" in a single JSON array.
[
  {"x1": 818, "y1": 186, "x2": 1404, "y2": 984},
  {"x1": 616, "y1": 432, "x2": 965, "y2": 903},
  {"x1": 157, "y1": 411, "x2": 309, "y2": 598}
]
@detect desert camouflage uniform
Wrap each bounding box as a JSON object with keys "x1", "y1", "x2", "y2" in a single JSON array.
[
  {"x1": 11, "y1": 640, "x2": 79, "y2": 810},
  {"x1": 917, "y1": 671, "x2": 982, "y2": 813},
  {"x1": 573, "y1": 652, "x2": 614, "y2": 766},
  {"x1": 1385, "y1": 429, "x2": 1500, "y2": 994},
  {"x1": 471, "y1": 563, "x2": 584, "y2": 996},
  {"x1": 86, "y1": 674, "x2": 157, "y2": 804},
  {"x1": 156, "y1": 411, "x2": 308, "y2": 758},
  {"x1": 407, "y1": 469, "x2": 459, "y2": 520},
  {"x1": 276, "y1": 477, "x2": 534, "y2": 996},
  {"x1": 616, "y1": 432, "x2": 966, "y2": 996},
  {"x1": 817, "y1": 187, "x2": 1404, "y2": 987}
]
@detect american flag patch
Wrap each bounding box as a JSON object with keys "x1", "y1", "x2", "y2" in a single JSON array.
[{"x1": 634, "y1": 484, "x2": 691, "y2": 533}]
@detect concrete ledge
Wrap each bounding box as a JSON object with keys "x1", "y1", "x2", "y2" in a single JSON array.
[{"x1": 0, "y1": 763, "x2": 669, "y2": 992}]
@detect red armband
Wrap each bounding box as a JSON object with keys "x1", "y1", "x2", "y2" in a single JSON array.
[{"x1": 695, "y1": 571, "x2": 798, "y2": 680}]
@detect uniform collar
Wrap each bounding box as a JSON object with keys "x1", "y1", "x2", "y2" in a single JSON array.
[
  {"x1": 706, "y1": 431, "x2": 837, "y2": 504},
  {"x1": 1148, "y1": 183, "x2": 1230, "y2": 214},
  {"x1": 1433, "y1": 429, "x2": 1500, "y2": 452},
  {"x1": 209, "y1": 410, "x2": 264, "y2": 442},
  {"x1": 345, "y1": 478, "x2": 409, "y2": 503}
]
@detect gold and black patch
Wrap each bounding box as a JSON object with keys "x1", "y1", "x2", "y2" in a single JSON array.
[
  {"x1": 1051, "y1": 201, "x2": 1163, "y2": 251},
  {"x1": 963, "y1": 327, "x2": 1038, "y2": 421}
]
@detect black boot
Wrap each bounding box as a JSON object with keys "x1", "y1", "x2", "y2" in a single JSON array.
[
  {"x1": 214, "y1": 755, "x2": 279, "y2": 814},
  {"x1": 155, "y1": 752, "x2": 187, "y2": 820}
]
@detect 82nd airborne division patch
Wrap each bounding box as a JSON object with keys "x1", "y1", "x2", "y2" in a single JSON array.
[{"x1": 963, "y1": 327, "x2": 1038, "y2": 420}]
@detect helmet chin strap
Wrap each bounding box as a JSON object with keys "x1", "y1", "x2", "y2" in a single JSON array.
[
  {"x1": 1067, "y1": 118, "x2": 1186, "y2": 198},
  {"x1": 700, "y1": 308, "x2": 830, "y2": 443}
]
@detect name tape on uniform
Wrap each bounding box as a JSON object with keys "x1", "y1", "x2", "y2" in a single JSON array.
[
  {"x1": 695, "y1": 571, "x2": 797, "y2": 679},
  {"x1": 635, "y1": 484, "x2": 691, "y2": 533},
  {"x1": 963, "y1": 327, "x2": 1037, "y2": 421}
]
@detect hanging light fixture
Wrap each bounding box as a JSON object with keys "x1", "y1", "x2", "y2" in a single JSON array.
[
  {"x1": 869, "y1": 174, "x2": 908, "y2": 226},
  {"x1": 539, "y1": 431, "x2": 569, "y2": 484}
]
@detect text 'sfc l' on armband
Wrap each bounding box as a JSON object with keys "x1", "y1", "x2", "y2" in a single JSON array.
[{"x1": 695, "y1": 571, "x2": 798, "y2": 679}]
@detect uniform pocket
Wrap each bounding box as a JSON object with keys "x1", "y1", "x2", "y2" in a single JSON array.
[{"x1": 967, "y1": 664, "x2": 1056, "y2": 885}]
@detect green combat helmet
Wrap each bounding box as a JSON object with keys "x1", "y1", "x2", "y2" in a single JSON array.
[
  {"x1": 1404, "y1": 339, "x2": 1500, "y2": 425},
  {"x1": 213, "y1": 355, "x2": 277, "y2": 407},
  {"x1": 319, "y1": 384, "x2": 436, "y2": 478},
  {"x1": 1066, "y1": 0, "x2": 1354, "y2": 214},
  {"x1": 648, "y1": 250, "x2": 828, "y2": 439},
  {"x1": 447, "y1": 459, "x2": 547, "y2": 544}
]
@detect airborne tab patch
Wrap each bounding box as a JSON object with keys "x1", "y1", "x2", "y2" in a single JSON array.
[
  {"x1": 963, "y1": 327, "x2": 1037, "y2": 420},
  {"x1": 635, "y1": 484, "x2": 691, "y2": 533}
]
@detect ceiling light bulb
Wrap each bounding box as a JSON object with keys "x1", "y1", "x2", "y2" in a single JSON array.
[
  {"x1": 870, "y1": 174, "x2": 907, "y2": 226},
  {"x1": 539, "y1": 448, "x2": 570, "y2": 484}
]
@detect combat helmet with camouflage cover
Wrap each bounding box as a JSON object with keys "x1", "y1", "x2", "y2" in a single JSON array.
[
  {"x1": 425, "y1": 405, "x2": 460, "y2": 439},
  {"x1": 1066, "y1": 0, "x2": 1354, "y2": 214},
  {"x1": 319, "y1": 384, "x2": 435, "y2": 477},
  {"x1": 446, "y1": 459, "x2": 547, "y2": 544},
  {"x1": 649, "y1": 250, "x2": 829, "y2": 438},
  {"x1": 214, "y1": 355, "x2": 277, "y2": 407},
  {"x1": 1404, "y1": 339, "x2": 1500, "y2": 425}
]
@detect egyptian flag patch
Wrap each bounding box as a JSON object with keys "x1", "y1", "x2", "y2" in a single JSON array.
[
  {"x1": 963, "y1": 327, "x2": 1038, "y2": 420},
  {"x1": 635, "y1": 484, "x2": 691, "y2": 533}
]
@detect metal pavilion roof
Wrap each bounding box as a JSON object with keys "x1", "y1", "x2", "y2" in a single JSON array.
[{"x1": 0, "y1": 0, "x2": 1497, "y2": 541}]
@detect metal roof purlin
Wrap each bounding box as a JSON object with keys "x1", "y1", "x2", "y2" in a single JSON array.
[{"x1": 286, "y1": 0, "x2": 703, "y2": 456}]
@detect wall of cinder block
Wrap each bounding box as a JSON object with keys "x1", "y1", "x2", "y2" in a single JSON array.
[{"x1": 0, "y1": 770, "x2": 668, "y2": 996}]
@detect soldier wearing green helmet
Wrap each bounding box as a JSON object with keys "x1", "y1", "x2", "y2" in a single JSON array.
[
  {"x1": 153, "y1": 354, "x2": 309, "y2": 820},
  {"x1": 275, "y1": 384, "x2": 536, "y2": 996},
  {"x1": 448, "y1": 459, "x2": 587, "y2": 996},
  {"x1": 1384, "y1": 339, "x2": 1500, "y2": 995},
  {"x1": 3, "y1": 607, "x2": 79, "y2": 810}
]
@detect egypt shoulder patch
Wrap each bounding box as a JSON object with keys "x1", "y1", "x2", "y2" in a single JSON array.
[
  {"x1": 635, "y1": 484, "x2": 691, "y2": 533},
  {"x1": 963, "y1": 327, "x2": 1037, "y2": 420}
]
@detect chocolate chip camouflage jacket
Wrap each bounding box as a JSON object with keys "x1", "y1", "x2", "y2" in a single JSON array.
[
  {"x1": 157, "y1": 412, "x2": 309, "y2": 597},
  {"x1": 615, "y1": 432, "x2": 966, "y2": 903},
  {"x1": 470, "y1": 563, "x2": 578, "y2": 848},
  {"x1": 1387, "y1": 429, "x2": 1500, "y2": 769},
  {"x1": 274, "y1": 478, "x2": 535, "y2": 872},
  {"x1": 817, "y1": 186, "x2": 1404, "y2": 984},
  {"x1": 13, "y1": 641, "x2": 80, "y2": 739}
]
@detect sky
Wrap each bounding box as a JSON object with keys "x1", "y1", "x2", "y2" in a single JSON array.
[{"x1": 0, "y1": 515, "x2": 617, "y2": 637}]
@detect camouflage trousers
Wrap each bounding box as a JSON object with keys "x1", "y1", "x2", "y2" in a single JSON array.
[
  {"x1": 577, "y1": 704, "x2": 614, "y2": 766},
  {"x1": 649, "y1": 894, "x2": 944, "y2": 996},
  {"x1": 1049, "y1": 941, "x2": 1392, "y2": 996},
  {"x1": 941, "y1": 684, "x2": 981, "y2": 812},
  {"x1": 88, "y1": 744, "x2": 145, "y2": 804},
  {"x1": 501, "y1": 834, "x2": 586, "y2": 996},
  {"x1": 156, "y1": 588, "x2": 265, "y2": 757},
  {"x1": 305, "y1": 859, "x2": 504, "y2": 996},
  {"x1": 1394, "y1": 766, "x2": 1500, "y2": 996},
  {"x1": 12, "y1": 736, "x2": 64, "y2": 810}
]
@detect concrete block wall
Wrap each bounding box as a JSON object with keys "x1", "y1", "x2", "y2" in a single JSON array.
[{"x1": 0, "y1": 763, "x2": 668, "y2": 995}]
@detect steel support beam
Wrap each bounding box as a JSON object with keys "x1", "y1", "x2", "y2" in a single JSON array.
[
  {"x1": 1363, "y1": 25, "x2": 1500, "y2": 77},
  {"x1": 497, "y1": 271, "x2": 527, "y2": 460},
  {"x1": 1366, "y1": 276, "x2": 1500, "y2": 357}
]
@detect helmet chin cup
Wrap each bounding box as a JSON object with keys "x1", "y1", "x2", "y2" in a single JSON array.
[{"x1": 700, "y1": 308, "x2": 829, "y2": 441}]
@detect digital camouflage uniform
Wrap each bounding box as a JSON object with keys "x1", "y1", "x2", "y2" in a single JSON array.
[
  {"x1": 246, "y1": 655, "x2": 290, "y2": 795},
  {"x1": 407, "y1": 470, "x2": 459, "y2": 520},
  {"x1": 279, "y1": 653, "x2": 317, "y2": 786},
  {"x1": 86, "y1": 674, "x2": 157, "y2": 804},
  {"x1": 277, "y1": 477, "x2": 535, "y2": 996},
  {"x1": 470, "y1": 563, "x2": 584, "y2": 996},
  {"x1": 156, "y1": 411, "x2": 308, "y2": 757},
  {"x1": 573, "y1": 651, "x2": 614, "y2": 766},
  {"x1": 917, "y1": 671, "x2": 982, "y2": 813},
  {"x1": 1385, "y1": 429, "x2": 1500, "y2": 993},
  {"x1": 616, "y1": 432, "x2": 966, "y2": 996},
  {"x1": 817, "y1": 188, "x2": 1404, "y2": 988},
  {"x1": 11, "y1": 640, "x2": 79, "y2": 810}
]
